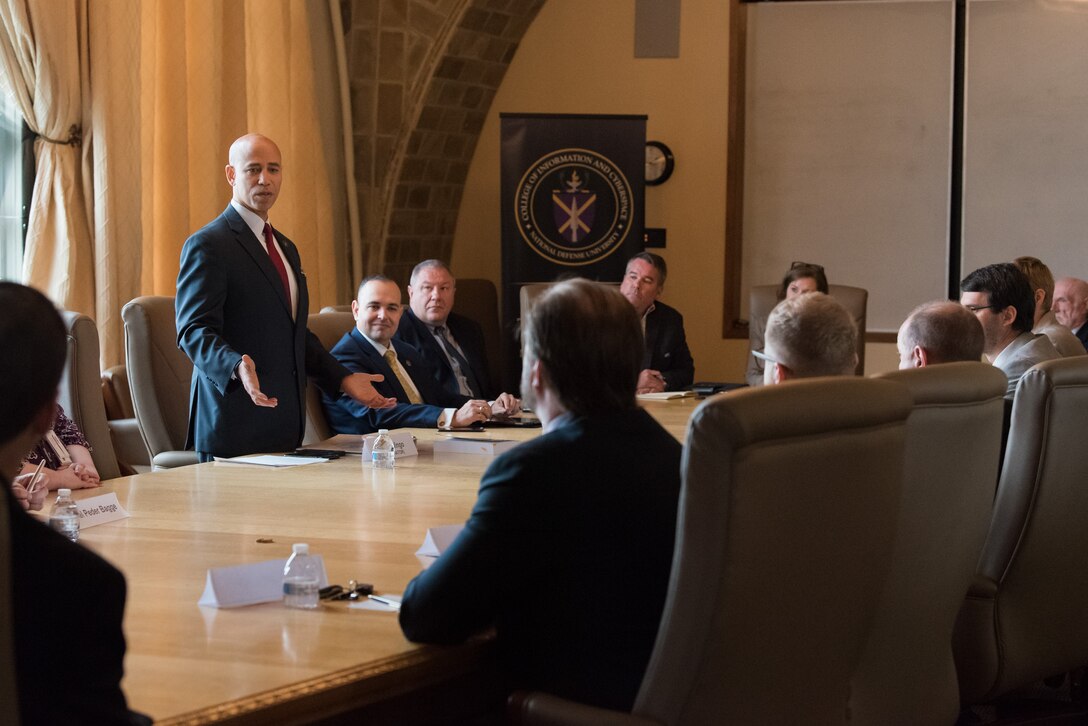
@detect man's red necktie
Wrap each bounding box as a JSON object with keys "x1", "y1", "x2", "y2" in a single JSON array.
[{"x1": 263, "y1": 223, "x2": 291, "y2": 300}]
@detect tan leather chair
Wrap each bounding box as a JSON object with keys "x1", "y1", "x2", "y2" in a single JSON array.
[
  {"x1": 320, "y1": 304, "x2": 351, "y2": 313},
  {"x1": 512, "y1": 377, "x2": 912, "y2": 725},
  {"x1": 851, "y1": 363, "x2": 1007, "y2": 725},
  {"x1": 102, "y1": 365, "x2": 135, "y2": 420},
  {"x1": 953, "y1": 356, "x2": 1088, "y2": 703},
  {"x1": 748, "y1": 284, "x2": 868, "y2": 381},
  {"x1": 0, "y1": 482, "x2": 19, "y2": 725},
  {"x1": 302, "y1": 311, "x2": 356, "y2": 444},
  {"x1": 451, "y1": 278, "x2": 504, "y2": 399},
  {"x1": 101, "y1": 365, "x2": 151, "y2": 474},
  {"x1": 57, "y1": 311, "x2": 121, "y2": 480},
  {"x1": 121, "y1": 297, "x2": 199, "y2": 469}
]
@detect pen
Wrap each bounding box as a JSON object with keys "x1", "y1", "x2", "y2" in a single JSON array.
[
  {"x1": 368, "y1": 594, "x2": 401, "y2": 610},
  {"x1": 25, "y1": 459, "x2": 46, "y2": 497}
]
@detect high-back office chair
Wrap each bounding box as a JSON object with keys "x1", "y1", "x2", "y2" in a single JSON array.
[
  {"x1": 101, "y1": 365, "x2": 151, "y2": 474},
  {"x1": 121, "y1": 297, "x2": 199, "y2": 469},
  {"x1": 57, "y1": 311, "x2": 121, "y2": 480},
  {"x1": 510, "y1": 377, "x2": 913, "y2": 725},
  {"x1": 450, "y1": 278, "x2": 503, "y2": 399},
  {"x1": 953, "y1": 356, "x2": 1088, "y2": 703},
  {"x1": 749, "y1": 284, "x2": 868, "y2": 375},
  {"x1": 302, "y1": 311, "x2": 356, "y2": 444},
  {"x1": 851, "y1": 363, "x2": 1007, "y2": 725},
  {"x1": 0, "y1": 482, "x2": 18, "y2": 724}
]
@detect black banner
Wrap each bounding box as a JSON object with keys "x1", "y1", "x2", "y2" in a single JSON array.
[{"x1": 498, "y1": 113, "x2": 646, "y2": 383}]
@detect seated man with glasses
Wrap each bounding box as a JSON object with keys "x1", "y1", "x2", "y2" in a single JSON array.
[
  {"x1": 757, "y1": 290, "x2": 857, "y2": 385},
  {"x1": 960, "y1": 262, "x2": 1060, "y2": 399}
]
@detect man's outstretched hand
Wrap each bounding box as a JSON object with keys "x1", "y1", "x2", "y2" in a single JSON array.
[{"x1": 342, "y1": 372, "x2": 397, "y2": 409}]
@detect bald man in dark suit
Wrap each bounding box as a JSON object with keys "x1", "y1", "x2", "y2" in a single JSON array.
[{"x1": 176, "y1": 134, "x2": 393, "y2": 460}]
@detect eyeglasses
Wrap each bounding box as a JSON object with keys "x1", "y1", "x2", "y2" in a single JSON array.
[
  {"x1": 751, "y1": 349, "x2": 779, "y2": 365},
  {"x1": 318, "y1": 580, "x2": 374, "y2": 601},
  {"x1": 963, "y1": 304, "x2": 999, "y2": 313},
  {"x1": 791, "y1": 261, "x2": 824, "y2": 273}
]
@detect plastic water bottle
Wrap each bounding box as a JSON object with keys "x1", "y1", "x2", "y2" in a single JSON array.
[
  {"x1": 372, "y1": 429, "x2": 395, "y2": 469},
  {"x1": 49, "y1": 488, "x2": 80, "y2": 543},
  {"x1": 283, "y1": 543, "x2": 320, "y2": 610}
]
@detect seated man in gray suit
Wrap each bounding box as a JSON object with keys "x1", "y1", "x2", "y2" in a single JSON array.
[
  {"x1": 896, "y1": 300, "x2": 985, "y2": 369},
  {"x1": 323, "y1": 276, "x2": 518, "y2": 432},
  {"x1": 1053, "y1": 276, "x2": 1088, "y2": 352},
  {"x1": 758, "y1": 292, "x2": 858, "y2": 384},
  {"x1": 1012, "y1": 256, "x2": 1086, "y2": 358},
  {"x1": 961, "y1": 263, "x2": 1060, "y2": 399}
]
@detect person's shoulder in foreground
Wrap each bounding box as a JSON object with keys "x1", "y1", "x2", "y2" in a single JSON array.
[
  {"x1": 0, "y1": 281, "x2": 148, "y2": 725},
  {"x1": 398, "y1": 278, "x2": 682, "y2": 711}
]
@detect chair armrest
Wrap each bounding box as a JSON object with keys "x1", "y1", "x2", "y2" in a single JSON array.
[
  {"x1": 965, "y1": 573, "x2": 999, "y2": 599},
  {"x1": 108, "y1": 418, "x2": 151, "y2": 469},
  {"x1": 507, "y1": 691, "x2": 661, "y2": 726},
  {"x1": 152, "y1": 450, "x2": 201, "y2": 469}
]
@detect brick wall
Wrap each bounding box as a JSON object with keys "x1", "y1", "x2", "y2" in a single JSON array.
[{"x1": 343, "y1": 0, "x2": 544, "y2": 286}]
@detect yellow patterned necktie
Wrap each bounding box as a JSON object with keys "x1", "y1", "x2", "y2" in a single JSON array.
[{"x1": 384, "y1": 348, "x2": 423, "y2": 404}]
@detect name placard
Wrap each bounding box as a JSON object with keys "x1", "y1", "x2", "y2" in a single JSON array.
[
  {"x1": 361, "y1": 431, "x2": 418, "y2": 458},
  {"x1": 74, "y1": 492, "x2": 129, "y2": 529},
  {"x1": 198, "y1": 556, "x2": 329, "y2": 609},
  {"x1": 415, "y1": 524, "x2": 464, "y2": 558}
]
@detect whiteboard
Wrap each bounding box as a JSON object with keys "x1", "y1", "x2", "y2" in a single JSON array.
[
  {"x1": 962, "y1": 0, "x2": 1088, "y2": 282},
  {"x1": 741, "y1": 0, "x2": 956, "y2": 332}
]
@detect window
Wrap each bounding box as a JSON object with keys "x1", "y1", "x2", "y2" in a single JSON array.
[{"x1": 0, "y1": 71, "x2": 29, "y2": 281}]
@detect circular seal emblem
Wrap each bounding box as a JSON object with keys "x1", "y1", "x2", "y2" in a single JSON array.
[{"x1": 514, "y1": 147, "x2": 633, "y2": 267}]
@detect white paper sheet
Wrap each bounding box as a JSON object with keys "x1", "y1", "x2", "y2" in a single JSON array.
[{"x1": 213, "y1": 455, "x2": 330, "y2": 467}]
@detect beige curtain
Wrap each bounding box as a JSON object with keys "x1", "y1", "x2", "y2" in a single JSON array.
[
  {"x1": 133, "y1": 0, "x2": 351, "y2": 354},
  {"x1": 0, "y1": 0, "x2": 96, "y2": 317},
  {"x1": 0, "y1": 0, "x2": 355, "y2": 367}
]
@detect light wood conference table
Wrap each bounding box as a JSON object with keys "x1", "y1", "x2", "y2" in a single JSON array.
[{"x1": 63, "y1": 399, "x2": 698, "y2": 724}]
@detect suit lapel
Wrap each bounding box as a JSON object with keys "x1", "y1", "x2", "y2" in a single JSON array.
[
  {"x1": 224, "y1": 206, "x2": 293, "y2": 317},
  {"x1": 408, "y1": 311, "x2": 444, "y2": 360},
  {"x1": 641, "y1": 310, "x2": 658, "y2": 369},
  {"x1": 350, "y1": 329, "x2": 407, "y2": 401}
]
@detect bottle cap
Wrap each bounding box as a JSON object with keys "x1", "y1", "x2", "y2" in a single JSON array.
[
  {"x1": 378, "y1": 429, "x2": 389, "y2": 435},
  {"x1": 58, "y1": 488, "x2": 71, "y2": 497},
  {"x1": 291, "y1": 543, "x2": 309, "y2": 555}
]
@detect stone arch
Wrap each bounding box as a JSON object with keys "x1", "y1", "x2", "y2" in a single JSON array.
[{"x1": 344, "y1": 0, "x2": 545, "y2": 286}]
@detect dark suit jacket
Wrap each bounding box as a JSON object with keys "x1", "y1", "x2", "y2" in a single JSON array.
[
  {"x1": 644, "y1": 301, "x2": 695, "y2": 390},
  {"x1": 1076, "y1": 323, "x2": 1088, "y2": 352},
  {"x1": 399, "y1": 408, "x2": 682, "y2": 711},
  {"x1": 394, "y1": 308, "x2": 495, "y2": 400},
  {"x1": 176, "y1": 205, "x2": 349, "y2": 457},
  {"x1": 323, "y1": 328, "x2": 469, "y2": 433},
  {"x1": 5, "y1": 485, "x2": 140, "y2": 724}
]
